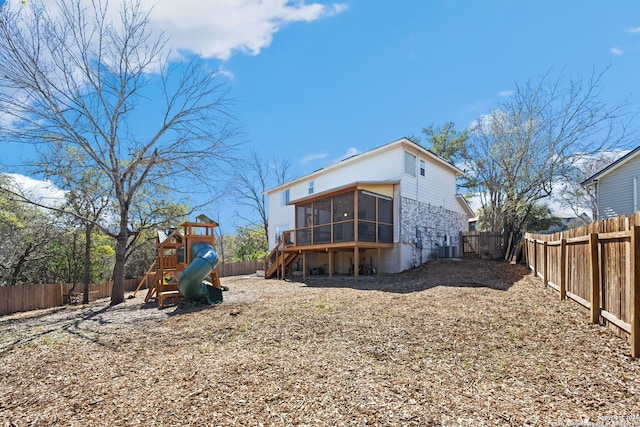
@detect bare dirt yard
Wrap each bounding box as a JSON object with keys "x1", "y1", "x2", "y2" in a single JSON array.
[{"x1": 1, "y1": 258, "x2": 638, "y2": 426}]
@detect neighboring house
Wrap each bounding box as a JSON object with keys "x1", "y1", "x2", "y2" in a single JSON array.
[
  {"x1": 547, "y1": 213, "x2": 592, "y2": 233},
  {"x1": 264, "y1": 137, "x2": 473, "y2": 279},
  {"x1": 582, "y1": 146, "x2": 640, "y2": 220}
]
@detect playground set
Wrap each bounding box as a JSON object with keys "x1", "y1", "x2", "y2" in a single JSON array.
[{"x1": 136, "y1": 215, "x2": 223, "y2": 308}]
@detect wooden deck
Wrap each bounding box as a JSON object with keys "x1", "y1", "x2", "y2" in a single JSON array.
[{"x1": 264, "y1": 230, "x2": 393, "y2": 281}]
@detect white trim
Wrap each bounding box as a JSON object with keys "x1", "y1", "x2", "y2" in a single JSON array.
[{"x1": 265, "y1": 138, "x2": 463, "y2": 195}]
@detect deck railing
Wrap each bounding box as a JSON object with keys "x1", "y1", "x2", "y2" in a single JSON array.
[{"x1": 264, "y1": 230, "x2": 295, "y2": 277}]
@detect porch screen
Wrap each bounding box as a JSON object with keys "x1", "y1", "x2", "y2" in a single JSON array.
[
  {"x1": 358, "y1": 191, "x2": 393, "y2": 243},
  {"x1": 294, "y1": 189, "x2": 392, "y2": 245}
]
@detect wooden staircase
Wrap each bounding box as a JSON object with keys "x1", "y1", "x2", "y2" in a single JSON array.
[{"x1": 264, "y1": 231, "x2": 299, "y2": 279}]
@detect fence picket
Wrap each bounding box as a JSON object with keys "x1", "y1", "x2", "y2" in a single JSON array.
[{"x1": 525, "y1": 214, "x2": 640, "y2": 358}]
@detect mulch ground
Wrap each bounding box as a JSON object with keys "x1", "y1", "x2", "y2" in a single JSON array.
[{"x1": 0, "y1": 258, "x2": 638, "y2": 426}]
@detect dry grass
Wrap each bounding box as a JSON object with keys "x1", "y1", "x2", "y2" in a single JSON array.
[{"x1": 1, "y1": 258, "x2": 638, "y2": 426}]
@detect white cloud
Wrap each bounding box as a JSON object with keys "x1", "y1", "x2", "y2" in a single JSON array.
[
  {"x1": 216, "y1": 65, "x2": 235, "y2": 80},
  {"x1": 4, "y1": 173, "x2": 66, "y2": 207},
  {"x1": 144, "y1": 0, "x2": 349, "y2": 61},
  {"x1": 630, "y1": 26, "x2": 640, "y2": 33},
  {"x1": 340, "y1": 147, "x2": 360, "y2": 160},
  {"x1": 15, "y1": 0, "x2": 347, "y2": 62},
  {"x1": 300, "y1": 151, "x2": 328, "y2": 165},
  {"x1": 611, "y1": 47, "x2": 624, "y2": 56},
  {"x1": 498, "y1": 91, "x2": 513, "y2": 97}
]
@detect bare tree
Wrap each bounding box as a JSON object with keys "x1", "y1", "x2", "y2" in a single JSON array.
[
  {"x1": 466, "y1": 68, "x2": 633, "y2": 254},
  {"x1": 0, "y1": 0, "x2": 238, "y2": 304},
  {"x1": 232, "y1": 150, "x2": 292, "y2": 244},
  {"x1": 559, "y1": 150, "x2": 627, "y2": 221}
]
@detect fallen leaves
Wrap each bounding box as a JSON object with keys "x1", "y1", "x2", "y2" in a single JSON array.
[{"x1": 0, "y1": 259, "x2": 638, "y2": 426}]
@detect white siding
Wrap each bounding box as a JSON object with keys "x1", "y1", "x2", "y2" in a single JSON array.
[
  {"x1": 267, "y1": 190, "x2": 294, "y2": 248},
  {"x1": 598, "y1": 154, "x2": 640, "y2": 218},
  {"x1": 400, "y1": 148, "x2": 463, "y2": 215},
  {"x1": 265, "y1": 138, "x2": 467, "y2": 253},
  {"x1": 267, "y1": 146, "x2": 403, "y2": 249},
  {"x1": 310, "y1": 147, "x2": 402, "y2": 192}
]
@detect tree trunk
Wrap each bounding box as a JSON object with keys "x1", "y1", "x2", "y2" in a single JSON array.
[
  {"x1": 83, "y1": 225, "x2": 92, "y2": 304},
  {"x1": 110, "y1": 233, "x2": 128, "y2": 305},
  {"x1": 10, "y1": 244, "x2": 33, "y2": 286}
]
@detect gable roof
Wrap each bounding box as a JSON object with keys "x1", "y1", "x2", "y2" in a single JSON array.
[
  {"x1": 287, "y1": 180, "x2": 399, "y2": 206},
  {"x1": 266, "y1": 137, "x2": 464, "y2": 194},
  {"x1": 456, "y1": 195, "x2": 476, "y2": 219},
  {"x1": 582, "y1": 146, "x2": 640, "y2": 186}
]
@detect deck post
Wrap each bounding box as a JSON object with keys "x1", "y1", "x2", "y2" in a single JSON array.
[
  {"x1": 328, "y1": 250, "x2": 333, "y2": 279},
  {"x1": 303, "y1": 252, "x2": 306, "y2": 281},
  {"x1": 281, "y1": 249, "x2": 285, "y2": 280},
  {"x1": 377, "y1": 248, "x2": 381, "y2": 276},
  {"x1": 354, "y1": 246, "x2": 359, "y2": 282}
]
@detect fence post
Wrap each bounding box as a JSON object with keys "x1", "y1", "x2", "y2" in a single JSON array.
[
  {"x1": 533, "y1": 240, "x2": 538, "y2": 277},
  {"x1": 589, "y1": 233, "x2": 601, "y2": 324},
  {"x1": 543, "y1": 240, "x2": 548, "y2": 285},
  {"x1": 560, "y1": 237, "x2": 567, "y2": 300},
  {"x1": 630, "y1": 226, "x2": 640, "y2": 358}
]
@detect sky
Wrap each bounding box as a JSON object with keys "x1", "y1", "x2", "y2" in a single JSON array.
[{"x1": 2, "y1": 0, "x2": 640, "y2": 232}]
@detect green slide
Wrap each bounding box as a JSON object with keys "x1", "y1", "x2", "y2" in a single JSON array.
[{"x1": 178, "y1": 242, "x2": 223, "y2": 304}]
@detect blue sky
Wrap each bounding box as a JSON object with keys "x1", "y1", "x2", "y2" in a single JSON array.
[
  {"x1": 226, "y1": 1, "x2": 640, "y2": 168},
  {"x1": 218, "y1": 0, "x2": 640, "y2": 228},
  {"x1": 2, "y1": 0, "x2": 640, "y2": 232}
]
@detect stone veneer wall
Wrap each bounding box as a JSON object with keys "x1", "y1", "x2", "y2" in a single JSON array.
[{"x1": 399, "y1": 197, "x2": 469, "y2": 266}]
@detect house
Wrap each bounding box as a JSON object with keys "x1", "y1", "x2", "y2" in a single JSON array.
[
  {"x1": 582, "y1": 146, "x2": 640, "y2": 220},
  {"x1": 264, "y1": 137, "x2": 473, "y2": 280}
]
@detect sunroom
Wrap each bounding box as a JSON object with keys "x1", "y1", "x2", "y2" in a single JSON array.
[{"x1": 265, "y1": 182, "x2": 397, "y2": 280}]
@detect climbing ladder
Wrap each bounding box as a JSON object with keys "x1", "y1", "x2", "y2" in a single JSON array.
[{"x1": 135, "y1": 259, "x2": 181, "y2": 306}]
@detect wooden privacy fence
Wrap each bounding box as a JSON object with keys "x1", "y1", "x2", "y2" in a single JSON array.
[
  {"x1": 1, "y1": 260, "x2": 262, "y2": 316},
  {"x1": 217, "y1": 260, "x2": 262, "y2": 277},
  {"x1": 460, "y1": 231, "x2": 504, "y2": 259},
  {"x1": 0, "y1": 279, "x2": 139, "y2": 316},
  {"x1": 525, "y1": 213, "x2": 640, "y2": 357}
]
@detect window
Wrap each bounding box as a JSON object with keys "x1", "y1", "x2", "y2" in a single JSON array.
[
  {"x1": 404, "y1": 151, "x2": 416, "y2": 176},
  {"x1": 280, "y1": 189, "x2": 290, "y2": 206},
  {"x1": 419, "y1": 160, "x2": 425, "y2": 177},
  {"x1": 308, "y1": 181, "x2": 314, "y2": 195}
]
